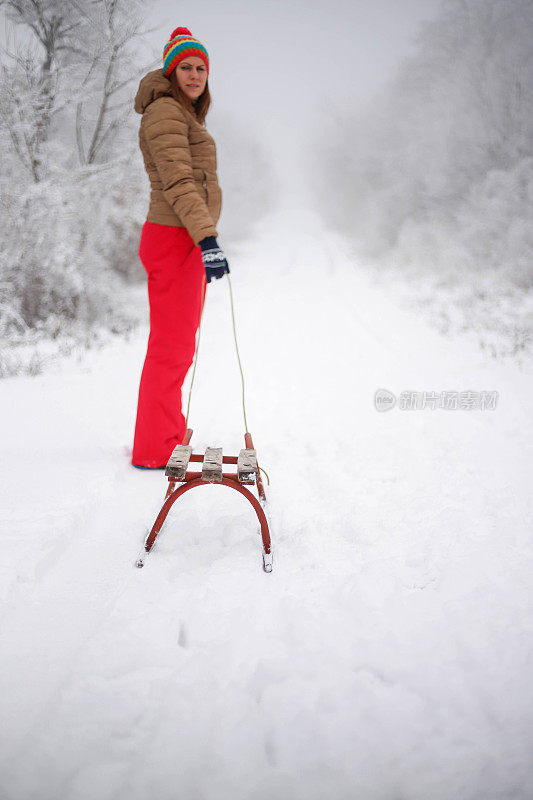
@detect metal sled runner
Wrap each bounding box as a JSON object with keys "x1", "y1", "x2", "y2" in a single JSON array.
[{"x1": 135, "y1": 428, "x2": 273, "y2": 572}]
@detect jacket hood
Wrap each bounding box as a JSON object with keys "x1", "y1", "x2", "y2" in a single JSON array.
[{"x1": 134, "y1": 68, "x2": 172, "y2": 114}]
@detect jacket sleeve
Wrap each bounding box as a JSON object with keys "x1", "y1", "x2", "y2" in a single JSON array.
[{"x1": 143, "y1": 97, "x2": 217, "y2": 245}]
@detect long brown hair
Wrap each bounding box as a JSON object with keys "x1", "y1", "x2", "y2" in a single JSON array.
[{"x1": 169, "y1": 70, "x2": 211, "y2": 125}]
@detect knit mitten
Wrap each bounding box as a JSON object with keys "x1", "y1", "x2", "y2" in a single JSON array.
[{"x1": 199, "y1": 236, "x2": 230, "y2": 283}]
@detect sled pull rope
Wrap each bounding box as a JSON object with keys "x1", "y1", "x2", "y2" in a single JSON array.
[
  {"x1": 185, "y1": 273, "x2": 248, "y2": 435},
  {"x1": 226, "y1": 272, "x2": 249, "y2": 433},
  {"x1": 225, "y1": 277, "x2": 270, "y2": 488},
  {"x1": 224, "y1": 277, "x2": 270, "y2": 488},
  {"x1": 184, "y1": 274, "x2": 270, "y2": 486},
  {"x1": 184, "y1": 278, "x2": 205, "y2": 431}
]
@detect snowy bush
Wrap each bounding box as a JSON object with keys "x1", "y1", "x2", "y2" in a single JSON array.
[{"x1": 310, "y1": 0, "x2": 533, "y2": 358}]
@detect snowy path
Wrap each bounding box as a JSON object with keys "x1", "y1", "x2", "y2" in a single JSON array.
[{"x1": 1, "y1": 209, "x2": 532, "y2": 800}]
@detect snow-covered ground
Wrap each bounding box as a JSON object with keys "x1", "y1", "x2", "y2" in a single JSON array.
[{"x1": 1, "y1": 207, "x2": 532, "y2": 800}]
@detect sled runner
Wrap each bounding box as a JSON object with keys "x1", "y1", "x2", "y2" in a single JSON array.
[{"x1": 135, "y1": 428, "x2": 273, "y2": 572}]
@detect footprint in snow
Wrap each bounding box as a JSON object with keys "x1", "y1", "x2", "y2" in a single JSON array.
[{"x1": 177, "y1": 622, "x2": 189, "y2": 649}]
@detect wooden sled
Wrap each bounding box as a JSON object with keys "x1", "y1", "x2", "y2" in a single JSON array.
[{"x1": 135, "y1": 429, "x2": 273, "y2": 572}]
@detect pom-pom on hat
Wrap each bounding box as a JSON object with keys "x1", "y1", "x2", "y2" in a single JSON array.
[{"x1": 163, "y1": 27, "x2": 209, "y2": 78}]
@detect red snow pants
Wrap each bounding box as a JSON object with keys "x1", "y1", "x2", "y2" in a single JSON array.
[{"x1": 132, "y1": 221, "x2": 207, "y2": 467}]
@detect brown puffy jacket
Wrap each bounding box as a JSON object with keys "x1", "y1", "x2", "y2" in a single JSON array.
[{"x1": 134, "y1": 68, "x2": 222, "y2": 245}]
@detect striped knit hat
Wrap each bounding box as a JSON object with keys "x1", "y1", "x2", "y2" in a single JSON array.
[{"x1": 163, "y1": 27, "x2": 209, "y2": 78}]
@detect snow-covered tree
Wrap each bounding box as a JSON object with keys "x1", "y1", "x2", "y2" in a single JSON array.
[
  {"x1": 0, "y1": 0, "x2": 152, "y2": 339},
  {"x1": 313, "y1": 0, "x2": 533, "y2": 288}
]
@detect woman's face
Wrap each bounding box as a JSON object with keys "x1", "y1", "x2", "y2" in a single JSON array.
[{"x1": 174, "y1": 56, "x2": 208, "y2": 100}]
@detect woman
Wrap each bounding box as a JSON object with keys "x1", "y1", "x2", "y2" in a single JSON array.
[{"x1": 131, "y1": 27, "x2": 229, "y2": 469}]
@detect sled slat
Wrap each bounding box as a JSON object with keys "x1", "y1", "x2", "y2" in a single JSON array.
[
  {"x1": 237, "y1": 448, "x2": 257, "y2": 483},
  {"x1": 165, "y1": 445, "x2": 192, "y2": 480},
  {"x1": 202, "y1": 447, "x2": 223, "y2": 482}
]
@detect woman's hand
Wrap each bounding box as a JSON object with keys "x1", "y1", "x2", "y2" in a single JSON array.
[{"x1": 199, "y1": 236, "x2": 230, "y2": 283}]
